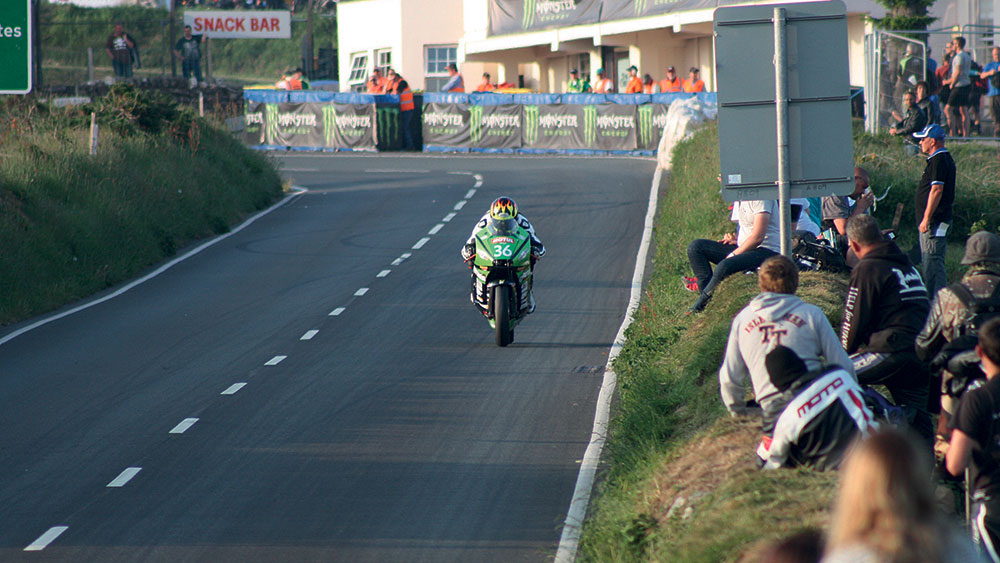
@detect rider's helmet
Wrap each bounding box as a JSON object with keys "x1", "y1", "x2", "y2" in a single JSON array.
[{"x1": 489, "y1": 197, "x2": 518, "y2": 221}]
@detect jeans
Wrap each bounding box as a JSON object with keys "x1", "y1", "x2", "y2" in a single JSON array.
[
  {"x1": 182, "y1": 59, "x2": 203, "y2": 83},
  {"x1": 400, "y1": 109, "x2": 415, "y2": 150},
  {"x1": 112, "y1": 59, "x2": 132, "y2": 78},
  {"x1": 990, "y1": 95, "x2": 1000, "y2": 137},
  {"x1": 687, "y1": 239, "x2": 776, "y2": 311},
  {"x1": 920, "y1": 227, "x2": 948, "y2": 297},
  {"x1": 852, "y1": 350, "x2": 933, "y2": 445}
]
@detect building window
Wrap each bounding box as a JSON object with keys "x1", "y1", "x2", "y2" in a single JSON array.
[
  {"x1": 424, "y1": 44, "x2": 457, "y2": 91},
  {"x1": 375, "y1": 49, "x2": 392, "y2": 75},
  {"x1": 348, "y1": 52, "x2": 369, "y2": 89}
]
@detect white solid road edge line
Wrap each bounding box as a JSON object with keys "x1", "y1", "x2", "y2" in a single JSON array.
[
  {"x1": 554, "y1": 166, "x2": 661, "y2": 563},
  {"x1": 107, "y1": 467, "x2": 142, "y2": 488},
  {"x1": 0, "y1": 187, "x2": 309, "y2": 350},
  {"x1": 24, "y1": 526, "x2": 69, "y2": 551}
]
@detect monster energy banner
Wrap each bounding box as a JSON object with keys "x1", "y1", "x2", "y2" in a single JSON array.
[
  {"x1": 268, "y1": 103, "x2": 325, "y2": 148},
  {"x1": 635, "y1": 103, "x2": 669, "y2": 151},
  {"x1": 522, "y1": 104, "x2": 585, "y2": 150},
  {"x1": 585, "y1": 104, "x2": 637, "y2": 151},
  {"x1": 328, "y1": 103, "x2": 377, "y2": 150},
  {"x1": 422, "y1": 103, "x2": 471, "y2": 148},
  {"x1": 422, "y1": 103, "x2": 523, "y2": 149},
  {"x1": 600, "y1": 0, "x2": 743, "y2": 21},
  {"x1": 488, "y1": 0, "x2": 601, "y2": 36},
  {"x1": 376, "y1": 105, "x2": 402, "y2": 150},
  {"x1": 244, "y1": 100, "x2": 265, "y2": 145}
]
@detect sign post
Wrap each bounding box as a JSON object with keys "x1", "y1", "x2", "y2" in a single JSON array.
[{"x1": 0, "y1": 0, "x2": 33, "y2": 95}]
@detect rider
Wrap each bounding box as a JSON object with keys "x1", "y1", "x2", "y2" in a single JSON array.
[{"x1": 461, "y1": 196, "x2": 545, "y2": 313}]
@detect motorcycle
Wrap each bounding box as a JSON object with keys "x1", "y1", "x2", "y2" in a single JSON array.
[{"x1": 465, "y1": 216, "x2": 534, "y2": 347}]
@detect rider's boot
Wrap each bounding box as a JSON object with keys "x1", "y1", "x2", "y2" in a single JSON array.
[{"x1": 527, "y1": 290, "x2": 536, "y2": 314}]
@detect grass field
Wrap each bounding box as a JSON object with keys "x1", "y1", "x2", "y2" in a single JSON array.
[{"x1": 577, "y1": 122, "x2": 1000, "y2": 561}]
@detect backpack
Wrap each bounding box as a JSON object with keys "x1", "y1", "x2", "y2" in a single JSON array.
[
  {"x1": 931, "y1": 281, "x2": 1000, "y2": 397},
  {"x1": 792, "y1": 236, "x2": 848, "y2": 273}
]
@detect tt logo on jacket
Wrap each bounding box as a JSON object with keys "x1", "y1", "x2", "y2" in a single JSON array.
[{"x1": 744, "y1": 313, "x2": 805, "y2": 345}]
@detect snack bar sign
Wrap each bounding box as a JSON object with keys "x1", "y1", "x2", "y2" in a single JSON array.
[
  {"x1": 184, "y1": 11, "x2": 291, "y2": 39},
  {"x1": 0, "y1": 0, "x2": 32, "y2": 95}
]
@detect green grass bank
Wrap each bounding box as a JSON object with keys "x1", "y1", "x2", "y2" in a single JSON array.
[
  {"x1": 578, "y1": 124, "x2": 1000, "y2": 561},
  {"x1": 0, "y1": 84, "x2": 283, "y2": 326}
]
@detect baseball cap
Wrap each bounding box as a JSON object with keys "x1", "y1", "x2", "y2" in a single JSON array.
[
  {"x1": 960, "y1": 231, "x2": 1000, "y2": 265},
  {"x1": 596, "y1": 68, "x2": 605, "y2": 74},
  {"x1": 913, "y1": 123, "x2": 946, "y2": 140},
  {"x1": 570, "y1": 68, "x2": 579, "y2": 74},
  {"x1": 627, "y1": 65, "x2": 638, "y2": 72},
  {"x1": 689, "y1": 67, "x2": 700, "y2": 73},
  {"x1": 667, "y1": 66, "x2": 675, "y2": 72}
]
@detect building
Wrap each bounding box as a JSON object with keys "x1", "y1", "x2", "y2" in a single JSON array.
[{"x1": 337, "y1": 0, "x2": 997, "y2": 94}]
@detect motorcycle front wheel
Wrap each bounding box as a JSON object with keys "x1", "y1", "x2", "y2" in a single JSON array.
[{"x1": 493, "y1": 285, "x2": 513, "y2": 347}]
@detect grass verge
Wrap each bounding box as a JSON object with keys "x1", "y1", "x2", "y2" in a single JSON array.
[
  {"x1": 578, "y1": 123, "x2": 1000, "y2": 561},
  {"x1": 0, "y1": 84, "x2": 283, "y2": 326}
]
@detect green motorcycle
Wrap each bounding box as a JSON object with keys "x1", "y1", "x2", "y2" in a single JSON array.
[{"x1": 466, "y1": 216, "x2": 534, "y2": 347}]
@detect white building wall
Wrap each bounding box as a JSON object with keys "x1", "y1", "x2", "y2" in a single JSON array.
[{"x1": 337, "y1": 0, "x2": 403, "y2": 92}]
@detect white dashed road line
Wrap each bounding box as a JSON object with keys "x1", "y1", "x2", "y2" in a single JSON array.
[
  {"x1": 465, "y1": 189, "x2": 476, "y2": 199},
  {"x1": 265, "y1": 356, "x2": 287, "y2": 366},
  {"x1": 442, "y1": 212, "x2": 457, "y2": 223},
  {"x1": 428, "y1": 224, "x2": 444, "y2": 235},
  {"x1": 377, "y1": 270, "x2": 391, "y2": 278},
  {"x1": 301, "y1": 330, "x2": 319, "y2": 340},
  {"x1": 412, "y1": 238, "x2": 430, "y2": 249},
  {"x1": 169, "y1": 418, "x2": 199, "y2": 434},
  {"x1": 24, "y1": 526, "x2": 69, "y2": 552},
  {"x1": 221, "y1": 382, "x2": 247, "y2": 395},
  {"x1": 391, "y1": 253, "x2": 412, "y2": 266},
  {"x1": 453, "y1": 200, "x2": 467, "y2": 211},
  {"x1": 354, "y1": 288, "x2": 369, "y2": 296},
  {"x1": 329, "y1": 307, "x2": 346, "y2": 316},
  {"x1": 107, "y1": 467, "x2": 142, "y2": 488}
]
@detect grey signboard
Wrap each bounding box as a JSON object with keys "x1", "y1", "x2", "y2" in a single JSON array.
[{"x1": 714, "y1": 1, "x2": 854, "y2": 201}]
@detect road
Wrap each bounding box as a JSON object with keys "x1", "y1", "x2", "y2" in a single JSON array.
[{"x1": 0, "y1": 154, "x2": 656, "y2": 562}]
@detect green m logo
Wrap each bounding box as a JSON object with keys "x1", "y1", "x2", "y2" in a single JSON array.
[
  {"x1": 469, "y1": 105, "x2": 484, "y2": 144},
  {"x1": 322, "y1": 105, "x2": 336, "y2": 147},
  {"x1": 583, "y1": 105, "x2": 597, "y2": 146},
  {"x1": 523, "y1": 105, "x2": 539, "y2": 145},
  {"x1": 377, "y1": 107, "x2": 400, "y2": 147},
  {"x1": 523, "y1": 0, "x2": 536, "y2": 29},
  {"x1": 635, "y1": 0, "x2": 647, "y2": 16},
  {"x1": 264, "y1": 103, "x2": 280, "y2": 145},
  {"x1": 637, "y1": 105, "x2": 654, "y2": 146}
]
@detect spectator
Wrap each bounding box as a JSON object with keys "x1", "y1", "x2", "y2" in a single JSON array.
[
  {"x1": 945, "y1": 36, "x2": 973, "y2": 137},
  {"x1": 820, "y1": 166, "x2": 874, "y2": 259},
  {"x1": 895, "y1": 43, "x2": 924, "y2": 102},
  {"x1": 916, "y1": 80, "x2": 943, "y2": 125},
  {"x1": 982, "y1": 47, "x2": 1000, "y2": 138},
  {"x1": 936, "y1": 53, "x2": 953, "y2": 108},
  {"x1": 567, "y1": 68, "x2": 590, "y2": 93},
  {"x1": 718, "y1": 254, "x2": 854, "y2": 419},
  {"x1": 624, "y1": 65, "x2": 642, "y2": 93},
  {"x1": 475, "y1": 72, "x2": 495, "y2": 92},
  {"x1": 172, "y1": 25, "x2": 203, "y2": 89},
  {"x1": 686, "y1": 199, "x2": 781, "y2": 313},
  {"x1": 383, "y1": 68, "x2": 401, "y2": 94},
  {"x1": 927, "y1": 45, "x2": 939, "y2": 89},
  {"x1": 106, "y1": 23, "x2": 136, "y2": 79},
  {"x1": 593, "y1": 68, "x2": 614, "y2": 93},
  {"x1": 890, "y1": 90, "x2": 928, "y2": 138},
  {"x1": 367, "y1": 68, "x2": 386, "y2": 94},
  {"x1": 913, "y1": 122, "x2": 956, "y2": 296},
  {"x1": 641, "y1": 73, "x2": 659, "y2": 94},
  {"x1": 946, "y1": 317, "x2": 1000, "y2": 562},
  {"x1": 683, "y1": 67, "x2": 705, "y2": 93},
  {"x1": 397, "y1": 79, "x2": 416, "y2": 151},
  {"x1": 762, "y1": 529, "x2": 824, "y2": 563},
  {"x1": 790, "y1": 198, "x2": 820, "y2": 237},
  {"x1": 759, "y1": 345, "x2": 872, "y2": 470},
  {"x1": 824, "y1": 428, "x2": 983, "y2": 562},
  {"x1": 917, "y1": 231, "x2": 1000, "y2": 441},
  {"x1": 441, "y1": 63, "x2": 464, "y2": 93},
  {"x1": 840, "y1": 214, "x2": 933, "y2": 444},
  {"x1": 660, "y1": 65, "x2": 682, "y2": 93}
]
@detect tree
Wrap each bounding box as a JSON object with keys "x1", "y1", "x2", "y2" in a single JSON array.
[{"x1": 869, "y1": 0, "x2": 936, "y2": 33}]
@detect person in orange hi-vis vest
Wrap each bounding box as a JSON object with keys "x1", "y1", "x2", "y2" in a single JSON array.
[
  {"x1": 683, "y1": 67, "x2": 706, "y2": 93},
  {"x1": 624, "y1": 65, "x2": 643, "y2": 93},
  {"x1": 660, "y1": 66, "x2": 682, "y2": 92},
  {"x1": 593, "y1": 68, "x2": 614, "y2": 93},
  {"x1": 642, "y1": 74, "x2": 660, "y2": 94},
  {"x1": 475, "y1": 73, "x2": 496, "y2": 92},
  {"x1": 441, "y1": 63, "x2": 465, "y2": 93},
  {"x1": 398, "y1": 79, "x2": 416, "y2": 150}
]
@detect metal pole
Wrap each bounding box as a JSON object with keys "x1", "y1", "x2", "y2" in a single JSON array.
[
  {"x1": 773, "y1": 7, "x2": 791, "y2": 257},
  {"x1": 88, "y1": 47, "x2": 94, "y2": 82}
]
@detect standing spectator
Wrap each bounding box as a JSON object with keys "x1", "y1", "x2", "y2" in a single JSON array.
[
  {"x1": 106, "y1": 23, "x2": 136, "y2": 79},
  {"x1": 718, "y1": 255, "x2": 854, "y2": 418},
  {"x1": 276, "y1": 68, "x2": 304, "y2": 90},
  {"x1": 895, "y1": 43, "x2": 924, "y2": 102},
  {"x1": 825, "y1": 428, "x2": 983, "y2": 562},
  {"x1": 367, "y1": 68, "x2": 386, "y2": 93},
  {"x1": 593, "y1": 68, "x2": 614, "y2": 93},
  {"x1": 172, "y1": 25, "x2": 203, "y2": 89},
  {"x1": 840, "y1": 214, "x2": 933, "y2": 444},
  {"x1": 913, "y1": 122, "x2": 956, "y2": 296},
  {"x1": 623, "y1": 65, "x2": 642, "y2": 93},
  {"x1": 641, "y1": 73, "x2": 659, "y2": 94},
  {"x1": 397, "y1": 79, "x2": 416, "y2": 151},
  {"x1": 917, "y1": 231, "x2": 1000, "y2": 441},
  {"x1": 927, "y1": 45, "x2": 939, "y2": 90},
  {"x1": 982, "y1": 47, "x2": 1000, "y2": 138},
  {"x1": 683, "y1": 67, "x2": 705, "y2": 93},
  {"x1": 686, "y1": 199, "x2": 781, "y2": 313},
  {"x1": 383, "y1": 68, "x2": 401, "y2": 94},
  {"x1": 660, "y1": 66, "x2": 682, "y2": 92},
  {"x1": 441, "y1": 63, "x2": 464, "y2": 93},
  {"x1": 945, "y1": 36, "x2": 973, "y2": 137},
  {"x1": 567, "y1": 68, "x2": 590, "y2": 93},
  {"x1": 916, "y1": 80, "x2": 943, "y2": 125},
  {"x1": 946, "y1": 317, "x2": 1000, "y2": 562},
  {"x1": 475, "y1": 73, "x2": 495, "y2": 92}
]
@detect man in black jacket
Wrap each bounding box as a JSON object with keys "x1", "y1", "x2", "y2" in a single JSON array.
[{"x1": 841, "y1": 214, "x2": 933, "y2": 444}]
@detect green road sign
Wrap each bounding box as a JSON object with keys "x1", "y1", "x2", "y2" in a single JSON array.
[{"x1": 0, "y1": 0, "x2": 32, "y2": 95}]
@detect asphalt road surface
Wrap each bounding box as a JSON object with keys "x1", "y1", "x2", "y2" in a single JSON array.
[{"x1": 0, "y1": 154, "x2": 656, "y2": 562}]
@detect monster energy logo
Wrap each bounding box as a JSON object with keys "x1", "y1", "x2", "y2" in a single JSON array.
[
  {"x1": 469, "y1": 105, "x2": 484, "y2": 143},
  {"x1": 423, "y1": 112, "x2": 463, "y2": 127},
  {"x1": 583, "y1": 105, "x2": 597, "y2": 146},
  {"x1": 635, "y1": 0, "x2": 647, "y2": 15},
  {"x1": 638, "y1": 105, "x2": 654, "y2": 146},
  {"x1": 276, "y1": 113, "x2": 318, "y2": 128},
  {"x1": 264, "y1": 103, "x2": 279, "y2": 145},
  {"x1": 377, "y1": 107, "x2": 400, "y2": 147},
  {"x1": 523, "y1": 0, "x2": 536, "y2": 28},
  {"x1": 524, "y1": 105, "x2": 539, "y2": 145},
  {"x1": 322, "y1": 105, "x2": 336, "y2": 147}
]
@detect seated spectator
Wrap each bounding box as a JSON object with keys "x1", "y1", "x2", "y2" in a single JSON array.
[
  {"x1": 687, "y1": 199, "x2": 781, "y2": 313},
  {"x1": 758, "y1": 346, "x2": 872, "y2": 470},
  {"x1": 475, "y1": 72, "x2": 495, "y2": 92},
  {"x1": 683, "y1": 67, "x2": 705, "y2": 93},
  {"x1": 790, "y1": 198, "x2": 820, "y2": 237},
  {"x1": 916, "y1": 80, "x2": 943, "y2": 125},
  {"x1": 660, "y1": 66, "x2": 682, "y2": 93},
  {"x1": 820, "y1": 166, "x2": 874, "y2": 259},
  {"x1": 945, "y1": 317, "x2": 1000, "y2": 562},
  {"x1": 567, "y1": 68, "x2": 591, "y2": 93},
  {"x1": 642, "y1": 73, "x2": 659, "y2": 94},
  {"x1": 824, "y1": 428, "x2": 983, "y2": 562},
  {"x1": 624, "y1": 65, "x2": 642, "y2": 93},
  {"x1": 718, "y1": 255, "x2": 854, "y2": 419},
  {"x1": 889, "y1": 90, "x2": 928, "y2": 141}
]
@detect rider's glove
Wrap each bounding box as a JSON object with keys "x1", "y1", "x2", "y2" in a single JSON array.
[{"x1": 461, "y1": 243, "x2": 476, "y2": 262}]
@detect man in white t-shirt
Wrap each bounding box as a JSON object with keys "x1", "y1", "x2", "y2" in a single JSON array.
[{"x1": 687, "y1": 199, "x2": 781, "y2": 313}]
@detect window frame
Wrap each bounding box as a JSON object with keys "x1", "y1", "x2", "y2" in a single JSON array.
[
  {"x1": 424, "y1": 44, "x2": 458, "y2": 77},
  {"x1": 348, "y1": 51, "x2": 370, "y2": 87},
  {"x1": 375, "y1": 48, "x2": 392, "y2": 75}
]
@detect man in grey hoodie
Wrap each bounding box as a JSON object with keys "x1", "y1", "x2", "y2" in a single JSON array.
[{"x1": 719, "y1": 255, "x2": 855, "y2": 418}]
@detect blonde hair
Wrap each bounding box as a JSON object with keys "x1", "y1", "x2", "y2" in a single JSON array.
[
  {"x1": 826, "y1": 429, "x2": 945, "y2": 562},
  {"x1": 758, "y1": 255, "x2": 798, "y2": 294}
]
